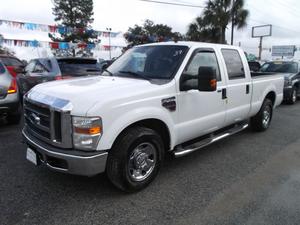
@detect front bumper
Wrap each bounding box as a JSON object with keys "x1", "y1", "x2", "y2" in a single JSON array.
[
  {"x1": 22, "y1": 129, "x2": 108, "y2": 176},
  {"x1": 0, "y1": 93, "x2": 19, "y2": 115}
]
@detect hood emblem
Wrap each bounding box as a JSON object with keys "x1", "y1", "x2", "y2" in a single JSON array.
[{"x1": 29, "y1": 112, "x2": 41, "y2": 125}]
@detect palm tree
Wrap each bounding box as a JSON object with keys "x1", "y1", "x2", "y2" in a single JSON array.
[{"x1": 186, "y1": 0, "x2": 249, "y2": 44}]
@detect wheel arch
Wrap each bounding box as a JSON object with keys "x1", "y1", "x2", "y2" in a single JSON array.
[
  {"x1": 265, "y1": 91, "x2": 276, "y2": 106},
  {"x1": 113, "y1": 118, "x2": 171, "y2": 152}
]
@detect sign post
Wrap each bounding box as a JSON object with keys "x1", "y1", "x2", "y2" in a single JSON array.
[{"x1": 251, "y1": 25, "x2": 272, "y2": 60}]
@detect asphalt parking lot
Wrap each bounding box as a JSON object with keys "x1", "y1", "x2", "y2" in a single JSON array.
[{"x1": 1, "y1": 102, "x2": 300, "y2": 225}]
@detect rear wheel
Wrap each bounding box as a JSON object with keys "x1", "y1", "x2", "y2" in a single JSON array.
[
  {"x1": 251, "y1": 98, "x2": 273, "y2": 132},
  {"x1": 106, "y1": 126, "x2": 164, "y2": 192}
]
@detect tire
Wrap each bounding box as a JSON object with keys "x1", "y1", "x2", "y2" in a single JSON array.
[
  {"x1": 250, "y1": 98, "x2": 273, "y2": 132},
  {"x1": 287, "y1": 87, "x2": 297, "y2": 104},
  {"x1": 106, "y1": 126, "x2": 164, "y2": 192}
]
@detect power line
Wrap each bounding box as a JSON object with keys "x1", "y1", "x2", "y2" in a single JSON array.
[{"x1": 138, "y1": 0, "x2": 204, "y2": 8}]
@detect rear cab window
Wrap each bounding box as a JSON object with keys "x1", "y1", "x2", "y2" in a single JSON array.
[
  {"x1": 57, "y1": 58, "x2": 101, "y2": 77},
  {"x1": 221, "y1": 49, "x2": 245, "y2": 80},
  {"x1": 260, "y1": 62, "x2": 298, "y2": 73},
  {"x1": 0, "y1": 57, "x2": 23, "y2": 67}
]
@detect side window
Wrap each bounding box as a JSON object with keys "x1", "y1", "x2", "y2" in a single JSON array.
[
  {"x1": 33, "y1": 62, "x2": 48, "y2": 73},
  {"x1": 221, "y1": 49, "x2": 245, "y2": 80},
  {"x1": 183, "y1": 51, "x2": 221, "y2": 81},
  {"x1": 25, "y1": 60, "x2": 36, "y2": 73},
  {"x1": 8, "y1": 58, "x2": 23, "y2": 67}
]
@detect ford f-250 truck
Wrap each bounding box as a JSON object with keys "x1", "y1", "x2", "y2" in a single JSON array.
[{"x1": 22, "y1": 42, "x2": 284, "y2": 192}]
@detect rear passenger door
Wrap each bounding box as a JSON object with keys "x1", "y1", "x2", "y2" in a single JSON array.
[{"x1": 221, "y1": 49, "x2": 251, "y2": 125}]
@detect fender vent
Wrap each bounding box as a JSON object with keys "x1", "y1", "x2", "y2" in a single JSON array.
[{"x1": 162, "y1": 97, "x2": 176, "y2": 112}]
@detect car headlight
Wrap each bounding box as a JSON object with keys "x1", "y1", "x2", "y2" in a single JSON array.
[{"x1": 72, "y1": 116, "x2": 102, "y2": 151}]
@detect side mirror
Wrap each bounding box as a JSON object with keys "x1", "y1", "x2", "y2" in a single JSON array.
[
  {"x1": 102, "y1": 63, "x2": 108, "y2": 70},
  {"x1": 197, "y1": 66, "x2": 217, "y2": 92}
]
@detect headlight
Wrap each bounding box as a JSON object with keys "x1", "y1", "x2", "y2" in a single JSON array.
[{"x1": 72, "y1": 116, "x2": 102, "y2": 151}]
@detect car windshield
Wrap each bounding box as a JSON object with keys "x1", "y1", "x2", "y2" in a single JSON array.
[
  {"x1": 260, "y1": 62, "x2": 298, "y2": 73},
  {"x1": 58, "y1": 58, "x2": 101, "y2": 76},
  {"x1": 102, "y1": 45, "x2": 189, "y2": 79}
]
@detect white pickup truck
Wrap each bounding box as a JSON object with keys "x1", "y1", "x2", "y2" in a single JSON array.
[{"x1": 23, "y1": 42, "x2": 284, "y2": 192}]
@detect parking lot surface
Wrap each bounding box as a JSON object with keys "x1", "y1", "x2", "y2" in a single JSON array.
[{"x1": 1, "y1": 102, "x2": 300, "y2": 225}]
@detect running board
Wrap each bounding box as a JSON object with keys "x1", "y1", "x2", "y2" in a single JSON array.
[{"x1": 173, "y1": 123, "x2": 249, "y2": 157}]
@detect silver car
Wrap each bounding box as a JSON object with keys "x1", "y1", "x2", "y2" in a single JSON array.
[{"x1": 0, "y1": 60, "x2": 21, "y2": 124}]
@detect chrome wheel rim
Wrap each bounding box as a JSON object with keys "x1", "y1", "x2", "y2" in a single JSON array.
[
  {"x1": 262, "y1": 106, "x2": 271, "y2": 128},
  {"x1": 292, "y1": 90, "x2": 297, "y2": 103},
  {"x1": 128, "y1": 142, "x2": 157, "y2": 182}
]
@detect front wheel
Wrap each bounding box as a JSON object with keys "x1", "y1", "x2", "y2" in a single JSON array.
[
  {"x1": 287, "y1": 87, "x2": 297, "y2": 104},
  {"x1": 251, "y1": 98, "x2": 273, "y2": 132},
  {"x1": 106, "y1": 126, "x2": 164, "y2": 192}
]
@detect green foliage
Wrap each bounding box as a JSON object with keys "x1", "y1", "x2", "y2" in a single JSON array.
[
  {"x1": 0, "y1": 34, "x2": 15, "y2": 56},
  {"x1": 186, "y1": 0, "x2": 249, "y2": 44},
  {"x1": 50, "y1": 0, "x2": 96, "y2": 43},
  {"x1": 125, "y1": 19, "x2": 183, "y2": 46}
]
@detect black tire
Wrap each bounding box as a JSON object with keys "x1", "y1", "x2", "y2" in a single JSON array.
[
  {"x1": 250, "y1": 98, "x2": 273, "y2": 132},
  {"x1": 106, "y1": 126, "x2": 164, "y2": 192},
  {"x1": 287, "y1": 87, "x2": 297, "y2": 104}
]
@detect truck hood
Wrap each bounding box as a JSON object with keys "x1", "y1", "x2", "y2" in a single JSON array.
[
  {"x1": 29, "y1": 76, "x2": 158, "y2": 115},
  {"x1": 282, "y1": 73, "x2": 297, "y2": 78}
]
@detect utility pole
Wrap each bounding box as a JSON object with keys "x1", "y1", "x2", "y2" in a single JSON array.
[
  {"x1": 230, "y1": 0, "x2": 235, "y2": 45},
  {"x1": 106, "y1": 28, "x2": 112, "y2": 60},
  {"x1": 258, "y1": 36, "x2": 263, "y2": 60}
]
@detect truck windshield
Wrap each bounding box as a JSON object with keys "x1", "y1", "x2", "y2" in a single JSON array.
[
  {"x1": 260, "y1": 62, "x2": 298, "y2": 73},
  {"x1": 103, "y1": 45, "x2": 189, "y2": 79}
]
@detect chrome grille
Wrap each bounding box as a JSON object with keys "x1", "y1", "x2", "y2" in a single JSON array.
[{"x1": 24, "y1": 98, "x2": 72, "y2": 149}]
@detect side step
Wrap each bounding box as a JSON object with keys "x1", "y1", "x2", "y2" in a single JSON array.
[{"x1": 173, "y1": 123, "x2": 249, "y2": 157}]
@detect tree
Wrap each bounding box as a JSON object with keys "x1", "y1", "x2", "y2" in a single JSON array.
[
  {"x1": 124, "y1": 20, "x2": 183, "y2": 47},
  {"x1": 186, "y1": 0, "x2": 249, "y2": 44},
  {"x1": 0, "y1": 34, "x2": 15, "y2": 56},
  {"x1": 50, "y1": 0, "x2": 98, "y2": 56}
]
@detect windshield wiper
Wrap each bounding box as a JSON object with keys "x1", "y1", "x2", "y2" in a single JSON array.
[
  {"x1": 118, "y1": 70, "x2": 151, "y2": 80},
  {"x1": 103, "y1": 69, "x2": 113, "y2": 76}
]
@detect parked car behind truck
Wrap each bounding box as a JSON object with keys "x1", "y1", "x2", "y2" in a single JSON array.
[
  {"x1": 260, "y1": 61, "x2": 300, "y2": 104},
  {"x1": 17, "y1": 57, "x2": 102, "y2": 96},
  {"x1": 22, "y1": 42, "x2": 284, "y2": 192},
  {"x1": 0, "y1": 61, "x2": 21, "y2": 124}
]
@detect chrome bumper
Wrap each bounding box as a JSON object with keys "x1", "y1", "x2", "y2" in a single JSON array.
[{"x1": 23, "y1": 129, "x2": 108, "y2": 176}]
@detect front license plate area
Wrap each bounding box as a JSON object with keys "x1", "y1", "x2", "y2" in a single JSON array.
[{"x1": 26, "y1": 147, "x2": 37, "y2": 165}]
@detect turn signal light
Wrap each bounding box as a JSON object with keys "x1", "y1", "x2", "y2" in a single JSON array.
[
  {"x1": 74, "y1": 126, "x2": 101, "y2": 135},
  {"x1": 7, "y1": 78, "x2": 17, "y2": 94},
  {"x1": 210, "y1": 79, "x2": 217, "y2": 89}
]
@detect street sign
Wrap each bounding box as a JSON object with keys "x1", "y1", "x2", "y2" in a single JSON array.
[
  {"x1": 251, "y1": 25, "x2": 272, "y2": 60},
  {"x1": 272, "y1": 45, "x2": 296, "y2": 57}
]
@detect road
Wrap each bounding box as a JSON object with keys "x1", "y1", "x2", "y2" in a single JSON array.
[{"x1": 1, "y1": 102, "x2": 300, "y2": 225}]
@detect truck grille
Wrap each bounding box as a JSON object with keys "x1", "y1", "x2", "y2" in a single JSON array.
[{"x1": 24, "y1": 98, "x2": 72, "y2": 148}]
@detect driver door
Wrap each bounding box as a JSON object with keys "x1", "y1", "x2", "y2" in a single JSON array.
[{"x1": 177, "y1": 48, "x2": 227, "y2": 144}]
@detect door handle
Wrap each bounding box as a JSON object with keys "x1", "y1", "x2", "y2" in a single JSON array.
[
  {"x1": 246, "y1": 84, "x2": 250, "y2": 94},
  {"x1": 222, "y1": 88, "x2": 227, "y2": 99}
]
